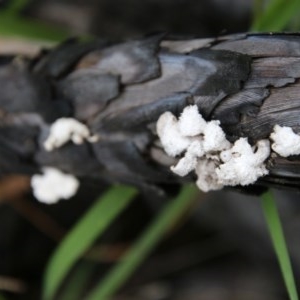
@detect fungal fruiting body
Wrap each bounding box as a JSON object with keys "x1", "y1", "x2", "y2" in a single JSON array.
[
  {"x1": 157, "y1": 105, "x2": 270, "y2": 192},
  {"x1": 270, "y1": 125, "x2": 300, "y2": 157},
  {"x1": 30, "y1": 118, "x2": 98, "y2": 204},
  {"x1": 216, "y1": 138, "x2": 270, "y2": 187},
  {"x1": 44, "y1": 118, "x2": 98, "y2": 151},
  {"x1": 31, "y1": 167, "x2": 79, "y2": 204}
]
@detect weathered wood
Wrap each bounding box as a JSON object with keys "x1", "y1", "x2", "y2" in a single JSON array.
[{"x1": 2, "y1": 33, "x2": 300, "y2": 195}]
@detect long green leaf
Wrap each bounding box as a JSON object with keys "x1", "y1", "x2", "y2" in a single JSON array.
[
  {"x1": 0, "y1": 0, "x2": 69, "y2": 41},
  {"x1": 86, "y1": 185, "x2": 198, "y2": 300},
  {"x1": 0, "y1": 15, "x2": 69, "y2": 41},
  {"x1": 58, "y1": 262, "x2": 94, "y2": 300},
  {"x1": 251, "y1": 0, "x2": 300, "y2": 31},
  {"x1": 261, "y1": 191, "x2": 299, "y2": 300},
  {"x1": 43, "y1": 185, "x2": 137, "y2": 300}
]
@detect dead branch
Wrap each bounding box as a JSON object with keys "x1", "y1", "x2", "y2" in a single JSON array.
[{"x1": 1, "y1": 33, "x2": 300, "y2": 197}]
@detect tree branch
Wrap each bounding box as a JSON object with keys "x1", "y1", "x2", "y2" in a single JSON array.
[{"x1": 1, "y1": 33, "x2": 300, "y2": 197}]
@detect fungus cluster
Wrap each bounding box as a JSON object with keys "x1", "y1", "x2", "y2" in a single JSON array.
[
  {"x1": 30, "y1": 107, "x2": 300, "y2": 203},
  {"x1": 157, "y1": 105, "x2": 270, "y2": 192},
  {"x1": 270, "y1": 125, "x2": 300, "y2": 157},
  {"x1": 31, "y1": 118, "x2": 98, "y2": 204}
]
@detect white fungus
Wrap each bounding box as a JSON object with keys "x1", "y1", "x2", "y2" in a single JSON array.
[
  {"x1": 44, "y1": 118, "x2": 98, "y2": 151},
  {"x1": 31, "y1": 167, "x2": 79, "y2": 204},
  {"x1": 270, "y1": 125, "x2": 300, "y2": 157},
  {"x1": 195, "y1": 159, "x2": 223, "y2": 192},
  {"x1": 171, "y1": 151, "x2": 198, "y2": 177},
  {"x1": 202, "y1": 120, "x2": 231, "y2": 152},
  {"x1": 216, "y1": 139, "x2": 270, "y2": 187},
  {"x1": 156, "y1": 105, "x2": 271, "y2": 192},
  {"x1": 178, "y1": 105, "x2": 206, "y2": 136},
  {"x1": 170, "y1": 140, "x2": 204, "y2": 176},
  {"x1": 156, "y1": 112, "x2": 192, "y2": 157}
]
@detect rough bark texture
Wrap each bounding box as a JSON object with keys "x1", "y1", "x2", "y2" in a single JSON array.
[{"x1": 2, "y1": 33, "x2": 300, "y2": 197}]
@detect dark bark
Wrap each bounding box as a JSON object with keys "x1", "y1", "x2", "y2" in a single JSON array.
[{"x1": 2, "y1": 33, "x2": 300, "y2": 196}]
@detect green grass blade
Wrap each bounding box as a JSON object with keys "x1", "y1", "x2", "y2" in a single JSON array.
[
  {"x1": 0, "y1": 15, "x2": 69, "y2": 41},
  {"x1": 0, "y1": 0, "x2": 69, "y2": 42},
  {"x1": 86, "y1": 185, "x2": 198, "y2": 300},
  {"x1": 252, "y1": 0, "x2": 265, "y2": 25},
  {"x1": 58, "y1": 262, "x2": 94, "y2": 300},
  {"x1": 43, "y1": 185, "x2": 137, "y2": 300},
  {"x1": 261, "y1": 191, "x2": 299, "y2": 300},
  {"x1": 251, "y1": 0, "x2": 300, "y2": 31}
]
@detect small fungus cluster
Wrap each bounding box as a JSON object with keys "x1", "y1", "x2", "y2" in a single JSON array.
[
  {"x1": 44, "y1": 118, "x2": 98, "y2": 151},
  {"x1": 31, "y1": 118, "x2": 98, "y2": 204},
  {"x1": 270, "y1": 125, "x2": 300, "y2": 157},
  {"x1": 157, "y1": 105, "x2": 300, "y2": 192},
  {"x1": 157, "y1": 105, "x2": 270, "y2": 192}
]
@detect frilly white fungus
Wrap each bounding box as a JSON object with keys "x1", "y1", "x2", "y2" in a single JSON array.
[
  {"x1": 202, "y1": 120, "x2": 231, "y2": 152},
  {"x1": 195, "y1": 159, "x2": 223, "y2": 192},
  {"x1": 170, "y1": 140, "x2": 204, "y2": 176},
  {"x1": 31, "y1": 167, "x2": 79, "y2": 204},
  {"x1": 171, "y1": 150, "x2": 198, "y2": 177},
  {"x1": 156, "y1": 112, "x2": 192, "y2": 157},
  {"x1": 156, "y1": 105, "x2": 271, "y2": 192},
  {"x1": 178, "y1": 105, "x2": 206, "y2": 136},
  {"x1": 216, "y1": 139, "x2": 270, "y2": 186},
  {"x1": 270, "y1": 125, "x2": 300, "y2": 157},
  {"x1": 44, "y1": 118, "x2": 98, "y2": 151}
]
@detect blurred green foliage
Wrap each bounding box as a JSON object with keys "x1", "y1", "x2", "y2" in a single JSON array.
[
  {"x1": 86, "y1": 185, "x2": 198, "y2": 300},
  {"x1": 252, "y1": 0, "x2": 300, "y2": 31},
  {"x1": 43, "y1": 186, "x2": 137, "y2": 300},
  {"x1": 57, "y1": 262, "x2": 95, "y2": 300},
  {"x1": 0, "y1": 0, "x2": 68, "y2": 41},
  {"x1": 262, "y1": 192, "x2": 299, "y2": 300}
]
